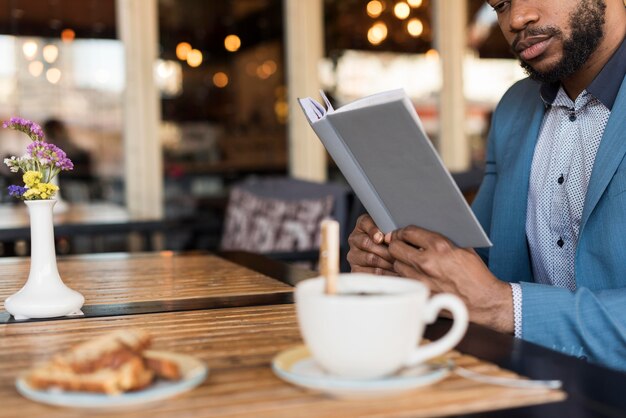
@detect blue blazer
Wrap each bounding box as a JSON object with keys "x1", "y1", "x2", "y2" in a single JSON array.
[{"x1": 471, "y1": 76, "x2": 626, "y2": 370}]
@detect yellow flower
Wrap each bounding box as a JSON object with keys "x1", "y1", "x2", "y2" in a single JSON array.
[
  {"x1": 23, "y1": 188, "x2": 40, "y2": 199},
  {"x1": 36, "y1": 183, "x2": 57, "y2": 199},
  {"x1": 23, "y1": 171, "x2": 42, "y2": 188},
  {"x1": 22, "y1": 182, "x2": 58, "y2": 200}
]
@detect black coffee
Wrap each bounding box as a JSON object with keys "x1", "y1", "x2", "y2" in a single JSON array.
[{"x1": 338, "y1": 292, "x2": 388, "y2": 297}]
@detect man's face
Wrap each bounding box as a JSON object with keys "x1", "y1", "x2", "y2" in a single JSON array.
[{"x1": 489, "y1": 0, "x2": 606, "y2": 83}]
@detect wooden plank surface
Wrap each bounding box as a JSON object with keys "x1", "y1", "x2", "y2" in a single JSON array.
[
  {"x1": 0, "y1": 253, "x2": 293, "y2": 306},
  {"x1": 0, "y1": 305, "x2": 565, "y2": 418}
]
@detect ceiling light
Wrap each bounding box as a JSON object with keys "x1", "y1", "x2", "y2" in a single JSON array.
[
  {"x1": 366, "y1": 0, "x2": 383, "y2": 18},
  {"x1": 43, "y1": 44, "x2": 59, "y2": 63},
  {"x1": 425, "y1": 48, "x2": 439, "y2": 61},
  {"x1": 394, "y1": 2, "x2": 411, "y2": 19},
  {"x1": 367, "y1": 22, "x2": 388, "y2": 45},
  {"x1": 28, "y1": 61, "x2": 43, "y2": 77},
  {"x1": 61, "y1": 28, "x2": 75, "y2": 43},
  {"x1": 46, "y1": 68, "x2": 62, "y2": 84},
  {"x1": 22, "y1": 41, "x2": 38, "y2": 60},
  {"x1": 407, "y1": 18, "x2": 424, "y2": 37},
  {"x1": 213, "y1": 72, "x2": 229, "y2": 88},
  {"x1": 176, "y1": 42, "x2": 192, "y2": 61},
  {"x1": 186, "y1": 49, "x2": 203, "y2": 67},
  {"x1": 224, "y1": 35, "x2": 241, "y2": 52}
]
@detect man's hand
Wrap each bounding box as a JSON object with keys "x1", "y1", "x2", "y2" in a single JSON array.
[
  {"x1": 388, "y1": 226, "x2": 513, "y2": 334},
  {"x1": 347, "y1": 215, "x2": 397, "y2": 276}
]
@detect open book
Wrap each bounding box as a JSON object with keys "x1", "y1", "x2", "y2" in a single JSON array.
[{"x1": 298, "y1": 89, "x2": 491, "y2": 248}]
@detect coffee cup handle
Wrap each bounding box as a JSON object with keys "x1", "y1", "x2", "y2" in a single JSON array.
[{"x1": 406, "y1": 293, "x2": 469, "y2": 366}]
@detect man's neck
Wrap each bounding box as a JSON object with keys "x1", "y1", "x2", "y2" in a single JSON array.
[{"x1": 562, "y1": 5, "x2": 626, "y2": 100}]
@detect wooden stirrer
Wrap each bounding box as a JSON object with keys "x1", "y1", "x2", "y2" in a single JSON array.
[{"x1": 320, "y1": 219, "x2": 340, "y2": 295}]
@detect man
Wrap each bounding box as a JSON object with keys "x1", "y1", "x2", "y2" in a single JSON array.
[{"x1": 347, "y1": 0, "x2": 626, "y2": 370}]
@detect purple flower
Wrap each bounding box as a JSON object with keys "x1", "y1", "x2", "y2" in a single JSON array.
[
  {"x1": 2, "y1": 117, "x2": 73, "y2": 201},
  {"x1": 7, "y1": 185, "x2": 27, "y2": 198},
  {"x1": 27, "y1": 141, "x2": 74, "y2": 172},
  {"x1": 2, "y1": 117, "x2": 45, "y2": 142}
]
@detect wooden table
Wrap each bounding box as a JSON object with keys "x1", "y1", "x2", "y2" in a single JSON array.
[{"x1": 0, "y1": 251, "x2": 625, "y2": 417}]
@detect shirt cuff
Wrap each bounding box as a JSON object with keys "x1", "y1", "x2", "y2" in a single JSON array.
[{"x1": 510, "y1": 283, "x2": 523, "y2": 338}]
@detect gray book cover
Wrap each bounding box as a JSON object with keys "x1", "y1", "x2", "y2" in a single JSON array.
[{"x1": 299, "y1": 89, "x2": 491, "y2": 248}]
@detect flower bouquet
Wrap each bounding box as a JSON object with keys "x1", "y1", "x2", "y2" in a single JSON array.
[
  {"x1": 3, "y1": 117, "x2": 73, "y2": 200},
  {"x1": 2, "y1": 117, "x2": 84, "y2": 320}
]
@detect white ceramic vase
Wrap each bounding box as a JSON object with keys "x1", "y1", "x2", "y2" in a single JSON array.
[
  {"x1": 4, "y1": 200, "x2": 84, "y2": 320},
  {"x1": 51, "y1": 176, "x2": 68, "y2": 213}
]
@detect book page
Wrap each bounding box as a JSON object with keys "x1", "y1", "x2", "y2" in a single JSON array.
[
  {"x1": 336, "y1": 89, "x2": 406, "y2": 113},
  {"x1": 319, "y1": 90, "x2": 334, "y2": 112},
  {"x1": 298, "y1": 98, "x2": 327, "y2": 122}
]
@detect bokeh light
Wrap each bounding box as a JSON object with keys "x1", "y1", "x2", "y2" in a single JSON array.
[
  {"x1": 186, "y1": 49, "x2": 203, "y2": 67},
  {"x1": 367, "y1": 22, "x2": 388, "y2": 45},
  {"x1": 176, "y1": 42, "x2": 192, "y2": 60},
  {"x1": 213, "y1": 72, "x2": 229, "y2": 88},
  {"x1": 43, "y1": 44, "x2": 59, "y2": 63},
  {"x1": 61, "y1": 28, "x2": 75, "y2": 43},
  {"x1": 366, "y1": 0, "x2": 383, "y2": 18},
  {"x1": 224, "y1": 34, "x2": 241, "y2": 52},
  {"x1": 46, "y1": 68, "x2": 62, "y2": 84},
  {"x1": 393, "y1": 2, "x2": 411, "y2": 19},
  {"x1": 22, "y1": 41, "x2": 38, "y2": 60},
  {"x1": 28, "y1": 61, "x2": 43, "y2": 77},
  {"x1": 407, "y1": 18, "x2": 423, "y2": 37},
  {"x1": 425, "y1": 48, "x2": 439, "y2": 61}
]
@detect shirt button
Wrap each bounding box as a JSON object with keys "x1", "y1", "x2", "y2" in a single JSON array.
[
  {"x1": 558, "y1": 175, "x2": 564, "y2": 184},
  {"x1": 569, "y1": 113, "x2": 576, "y2": 122},
  {"x1": 557, "y1": 238, "x2": 564, "y2": 247}
]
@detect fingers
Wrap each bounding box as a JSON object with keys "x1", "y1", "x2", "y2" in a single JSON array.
[
  {"x1": 392, "y1": 258, "x2": 424, "y2": 278},
  {"x1": 350, "y1": 215, "x2": 394, "y2": 263},
  {"x1": 351, "y1": 265, "x2": 399, "y2": 277},
  {"x1": 356, "y1": 214, "x2": 384, "y2": 244},
  {"x1": 348, "y1": 231, "x2": 395, "y2": 265},
  {"x1": 387, "y1": 237, "x2": 427, "y2": 267},
  {"x1": 393, "y1": 260, "x2": 441, "y2": 292},
  {"x1": 391, "y1": 225, "x2": 454, "y2": 253},
  {"x1": 348, "y1": 215, "x2": 396, "y2": 273},
  {"x1": 347, "y1": 240, "x2": 395, "y2": 271}
]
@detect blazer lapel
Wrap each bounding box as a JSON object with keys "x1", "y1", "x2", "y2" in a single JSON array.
[
  {"x1": 490, "y1": 93, "x2": 545, "y2": 282},
  {"x1": 580, "y1": 77, "x2": 626, "y2": 230}
]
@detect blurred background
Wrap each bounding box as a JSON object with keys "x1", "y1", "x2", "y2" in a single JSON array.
[{"x1": 0, "y1": 0, "x2": 526, "y2": 265}]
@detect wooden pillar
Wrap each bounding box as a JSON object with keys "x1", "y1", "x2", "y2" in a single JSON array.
[
  {"x1": 284, "y1": 0, "x2": 327, "y2": 182},
  {"x1": 116, "y1": 0, "x2": 163, "y2": 218},
  {"x1": 434, "y1": 0, "x2": 470, "y2": 172}
]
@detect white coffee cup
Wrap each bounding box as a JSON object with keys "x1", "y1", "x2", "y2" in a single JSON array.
[{"x1": 295, "y1": 273, "x2": 468, "y2": 380}]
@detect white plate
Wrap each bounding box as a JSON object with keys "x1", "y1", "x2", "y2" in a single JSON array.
[
  {"x1": 16, "y1": 350, "x2": 208, "y2": 409},
  {"x1": 272, "y1": 345, "x2": 450, "y2": 398}
]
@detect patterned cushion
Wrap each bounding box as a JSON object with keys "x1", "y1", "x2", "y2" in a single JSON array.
[{"x1": 220, "y1": 188, "x2": 335, "y2": 252}]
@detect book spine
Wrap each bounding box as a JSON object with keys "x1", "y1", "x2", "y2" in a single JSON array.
[{"x1": 310, "y1": 119, "x2": 397, "y2": 233}]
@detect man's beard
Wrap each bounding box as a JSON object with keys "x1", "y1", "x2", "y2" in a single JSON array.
[{"x1": 516, "y1": 0, "x2": 606, "y2": 84}]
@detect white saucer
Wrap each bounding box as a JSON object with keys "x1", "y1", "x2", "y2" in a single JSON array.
[
  {"x1": 272, "y1": 345, "x2": 450, "y2": 398},
  {"x1": 16, "y1": 351, "x2": 208, "y2": 409}
]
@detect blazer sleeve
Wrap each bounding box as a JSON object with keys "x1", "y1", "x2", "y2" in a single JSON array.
[{"x1": 520, "y1": 282, "x2": 626, "y2": 370}]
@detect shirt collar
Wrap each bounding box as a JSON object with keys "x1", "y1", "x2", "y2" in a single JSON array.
[{"x1": 540, "y1": 35, "x2": 626, "y2": 110}]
